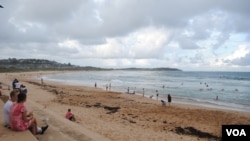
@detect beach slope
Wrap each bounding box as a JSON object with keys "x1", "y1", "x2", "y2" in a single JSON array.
[{"x1": 0, "y1": 71, "x2": 249, "y2": 141}]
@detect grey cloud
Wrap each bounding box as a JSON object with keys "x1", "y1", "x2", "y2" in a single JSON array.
[
  {"x1": 0, "y1": 0, "x2": 94, "y2": 43},
  {"x1": 175, "y1": 8, "x2": 243, "y2": 50},
  {"x1": 0, "y1": 41, "x2": 80, "y2": 60},
  {"x1": 229, "y1": 52, "x2": 250, "y2": 66},
  {"x1": 14, "y1": 0, "x2": 83, "y2": 23},
  {"x1": 1, "y1": 0, "x2": 249, "y2": 43},
  {"x1": 233, "y1": 14, "x2": 250, "y2": 33},
  {"x1": 189, "y1": 52, "x2": 205, "y2": 64},
  {"x1": 97, "y1": 0, "x2": 215, "y2": 36},
  {"x1": 220, "y1": 2, "x2": 250, "y2": 33},
  {"x1": 0, "y1": 0, "x2": 250, "y2": 70},
  {"x1": 246, "y1": 35, "x2": 250, "y2": 41},
  {"x1": 177, "y1": 37, "x2": 200, "y2": 49}
]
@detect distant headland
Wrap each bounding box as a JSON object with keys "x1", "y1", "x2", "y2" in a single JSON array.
[{"x1": 0, "y1": 58, "x2": 181, "y2": 72}]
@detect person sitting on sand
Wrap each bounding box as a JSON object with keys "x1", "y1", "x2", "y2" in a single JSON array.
[
  {"x1": 14, "y1": 79, "x2": 21, "y2": 89},
  {"x1": 9, "y1": 93, "x2": 49, "y2": 135},
  {"x1": 20, "y1": 84, "x2": 28, "y2": 94},
  {"x1": 65, "y1": 108, "x2": 76, "y2": 122},
  {"x1": 12, "y1": 78, "x2": 18, "y2": 89},
  {"x1": 3, "y1": 89, "x2": 19, "y2": 128}
]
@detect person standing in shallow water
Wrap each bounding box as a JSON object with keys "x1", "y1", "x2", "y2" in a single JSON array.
[
  {"x1": 156, "y1": 90, "x2": 159, "y2": 100},
  {"x1": 106, "y1": 84, "x2": 108, "y2": 91},
  {"x1": 167, "y1": 94, "x2": 172, "y2": 106},
  {"x1": 109, "y1": 83, "x2": 111, "y2": 91},
  {"x1": 142, "y1": 88, "x2": 144, "y2": 97}
]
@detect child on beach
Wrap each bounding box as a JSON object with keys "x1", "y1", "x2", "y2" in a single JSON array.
[{"x1": 65, "y1": 108, "x2": 76, "y2": 122}]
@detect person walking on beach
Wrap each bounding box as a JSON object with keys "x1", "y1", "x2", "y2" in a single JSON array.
[
  {"x1": 167, "y1": 94, "x2": 172, "y2": 106},
  {"x1": 95, "y1": 82, "x2": 97, "y2": 88},
  {"x1": 106, "y1": 84, "x2": 108, "y2": 91},
  {"x1": 41, "y1": 78, "x2": 43, "y2": 84}
]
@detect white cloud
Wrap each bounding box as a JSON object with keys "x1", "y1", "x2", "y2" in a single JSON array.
[
  {"x1": 58, "y1": 39, "x2": 80, "y2": 49},
  {"x1": 127, "y1": 27, "x2": 172, "y2": 58},
  {"x1": 92, "y1": 38, "x2": 124, "y2": 58},
  {"x1": 225, "y1": 45, "x2": 250, "y2": 61},
  {"x1": 74, "y1": 26, "x2": 172, "y2": 59}
]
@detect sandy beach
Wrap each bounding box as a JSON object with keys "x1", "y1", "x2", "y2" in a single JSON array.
[{"x1": 1, "y1": 71, "x2": 250, "y2": 141}]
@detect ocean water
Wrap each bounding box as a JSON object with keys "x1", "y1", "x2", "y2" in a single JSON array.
[{"x1": 43, "y1": 71, "x2": 250, "y2": 112}]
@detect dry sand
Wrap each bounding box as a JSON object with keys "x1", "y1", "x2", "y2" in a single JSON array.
[{"x1": 1, "y1": 71, "x2": 250, "y2": 141}]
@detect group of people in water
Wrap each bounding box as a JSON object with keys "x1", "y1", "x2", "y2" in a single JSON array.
[
  {"x1": 126, "y1": 86, "x2": 172, "y2": 106},
  {"x1": 94, "y1": 82, "x2": 172, "y2": 107},
  {"x1": 95, "y1": 81, "x2": 173, "y2": 106}
]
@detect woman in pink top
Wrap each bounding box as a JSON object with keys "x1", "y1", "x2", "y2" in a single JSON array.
[{"x1": 9, "y1": 93, "x2": 48, "y2": 135}]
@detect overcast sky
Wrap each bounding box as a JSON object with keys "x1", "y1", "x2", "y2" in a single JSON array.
[{"x1": 0, "y1": 0, "x2": 250, "y2": 71}]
